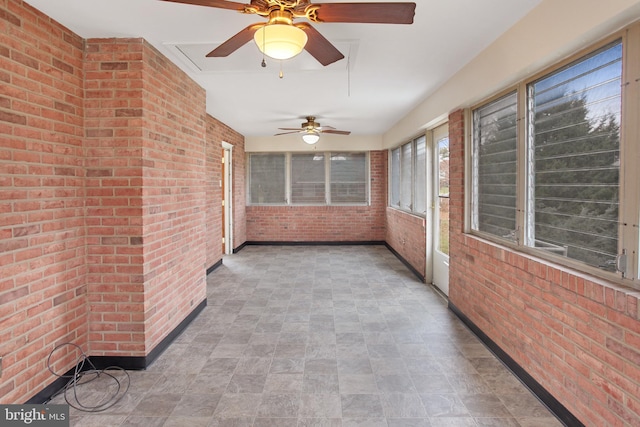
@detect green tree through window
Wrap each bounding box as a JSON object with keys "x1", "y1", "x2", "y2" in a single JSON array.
[
  {"x1": 528, "y1": 41, "x2": 622, "y2": 270},
  {"x1": 473, "y1": 92, "x2": 518, "y2": 240}
]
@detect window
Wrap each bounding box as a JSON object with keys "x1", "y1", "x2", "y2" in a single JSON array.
[
  {"x1": 248, "y1": 153, "x2": 286, "y2": 204},
  {"x1": 472, "y1": 92, "x2": 518, "y2": 240},
  {"x1": 389, "y1": 135, "x2": 427, "y2": 215},
  {"x1": 291, "y1": 153, "x2": 325, "y2": 204},
  {"x1": 414, "y1": 137, "x2": 427, "y2": 214},
  {"x1": 470, "y1": 38, "x2": 629, "y2": 278},
  {"x1": 400, "y1": 143, "x2": 412, "y2": 210},
  {"x1": 526, "y1": 41, "x2": 622, "y2": 270},
  {"x1": 437, "y1": 136, "x2": 450, "y2": 255},
  {"x1": 247, "y1": 152, "x2": 369, "y2": 206},
  {"x1": 390, "y1": 147, "x2": 401, "y2": 207},
  {"x1": 330, "y1": 152, "x2": 367, "y2": 204}
]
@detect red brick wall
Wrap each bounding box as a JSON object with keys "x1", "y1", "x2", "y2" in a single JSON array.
[
  {"x1": 448, "y1": 109, "x2": 640, "y2": 426},
  {"x1": 246, "y1": 150, "x2": 386, "y2": 242},
  {"x1": 231, "y1": 130, "x2": 246, "y2": 250},
  {"x1": 138, "y1": 41, "x2": 208, "y2": 352},
  {"x1": 385, "y1": 208, "x2": 426, "y2": 277},
  {"x1": 0, "y1": 0, "x2": 88, "y2": 403},
  {"x1": 1, "y1": 0, "x2": 224, "y2": 403},
  {"x1": 205, "y1": 115, "x2": 245, "y2": 264},
  {"x1": 205, "y1": 116, "x2": 222, "y2": 267},
  {"x1": 84, "y1": 38, "x2": 146, "y2": 355},
  {"x1": 84, "y1": 37, "x2": 209, "y2": 355}
]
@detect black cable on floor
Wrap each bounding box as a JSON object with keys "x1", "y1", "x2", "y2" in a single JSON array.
[{"x1": 46, "y1": 343, "x2": 130, "y2": 412}]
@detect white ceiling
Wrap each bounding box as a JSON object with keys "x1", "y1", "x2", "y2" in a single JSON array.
[{"x1": 25, "y1": 0, "x2": 541, "y2": 137}]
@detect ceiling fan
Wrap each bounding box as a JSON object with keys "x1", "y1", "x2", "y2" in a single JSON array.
[
  {"x1": 276, "y1": 116, "x2": 350, "y2": 144},
  {"x1": 159, "y1": 0, "x2": 416, "y2": 66}
]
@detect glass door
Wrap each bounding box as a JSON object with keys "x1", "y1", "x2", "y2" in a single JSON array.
[{"x1": 432, "y1": 124, "x2": 450, "y2": 295}]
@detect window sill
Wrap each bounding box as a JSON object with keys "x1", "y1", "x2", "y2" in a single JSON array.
[{"x1": 387, "y1": 206, "x2": 426, "y2": 219}]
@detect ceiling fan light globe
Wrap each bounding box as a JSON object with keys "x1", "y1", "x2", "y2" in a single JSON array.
[
  {"x1": 254, "y1": 24, "x2": 308, "y2": 60},
  {"x1": 302, "y1": 131, "x2": 320, "y2": 144}
]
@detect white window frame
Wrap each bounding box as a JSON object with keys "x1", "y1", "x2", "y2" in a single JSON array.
[
  {"x1": 247, "y1": 151, "x2": 370, "y2": 207},
  {"x1": 247, "y1": 152, "x2": 287, "y2": 205},
  {"x1": 467, "y1": 25, "x2": 640, "y2": 288},
  {"x1": 290, "y1": 152, "x2": 327, "y2": 205},
  {"x1": 329, "y1": 152, "x2": 369, "y2": 205},
  {"x1": 471, "y1": 91, "x2": 519, "y2": 242},
  {"x1": 390, "y1": 147, "x2": 401, "y2": 208},
  {"x1": 389, "y1": 135, "x2": 427, "y2": 217}
]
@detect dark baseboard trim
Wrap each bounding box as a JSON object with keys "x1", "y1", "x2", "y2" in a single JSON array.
[
  {"x1": 449, "y1": 302, "x2": 583, "y2": 427},
  {"x1": 206, "y1": 259, "x2": 223, "y2": 275},
  {"x1": 91, "y1": 298, "x2": 207, "y2": 371},
  {"x1": 28, "y1": 298, "x2": 207, "y2": 404},
  {"x1": 243, "y1": 241, "x2": 386, "y2": 247},
  {"x1": 27, "y1": 367, "x2": 77, "y2": 404},
  {"x1": 384, "y1": 243, "x2": 425, "y2": 282},
  {"x1": 233, "y1": 241, "x2": 248, "y2": 253}
]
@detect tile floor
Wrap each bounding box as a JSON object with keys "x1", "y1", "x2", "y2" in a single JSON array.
[{"x1": 55, "y1": 245, "x2": 564, "y2": 426}]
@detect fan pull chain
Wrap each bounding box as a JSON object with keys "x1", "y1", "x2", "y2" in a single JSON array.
[
  {"x1": 261, "y1": 26, "x2": 267, "y2": 68},
  {"x1": 279, "y1": 61, "x2": 284, "y2": 79}
]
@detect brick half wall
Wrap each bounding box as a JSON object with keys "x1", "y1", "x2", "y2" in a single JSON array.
[
  {"x1": 447, "y1": 109, "x2": 640, "y2": 426},
  {"x1": 385, "y1": 208, "x2": 426, "y2": 279}
]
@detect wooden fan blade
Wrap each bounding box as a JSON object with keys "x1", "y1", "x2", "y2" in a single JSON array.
[
  {"x1": 323, "y1": 129, "x2": 351, "y2": 135},
  {"x1": 275, "y1": 131, "x2": 303, "y2": 136},
  {"x1": 206, "y1": 24, "x2": 263, "y2": 57},
  {"x1": 278, "y1": 128, "x2": 305, "y2": 131},
  {"x1": 158, "y1": 0, "x2": 248, "y2": 11},
  {"x1": 313, "y1": 3, "x2": 416, "y2": 24},
  {"x1": 296, "y1": 23, "x2": 344, "y2": 66}
]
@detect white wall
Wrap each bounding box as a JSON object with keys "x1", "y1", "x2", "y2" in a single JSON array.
[
  {"x1": 245, "y1": 133, "x2": 383, "y2": 152},
  {"x1": 245, "y1": 0, "x2": 640, "y2": 152},
  {"x1": 383, "y1": 0, "x2": 640, "y2": 147}
]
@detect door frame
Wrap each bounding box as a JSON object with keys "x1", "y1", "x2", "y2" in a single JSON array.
[
  {"x1": 222, "y1": 141, "x2": 233, "y2": 255},
  {"x1": 424, "y1": 130, "x2": 434, "y2": 285},
  {"x1": 426, "y1": 122, "x2": 450, "y2": 296}
]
